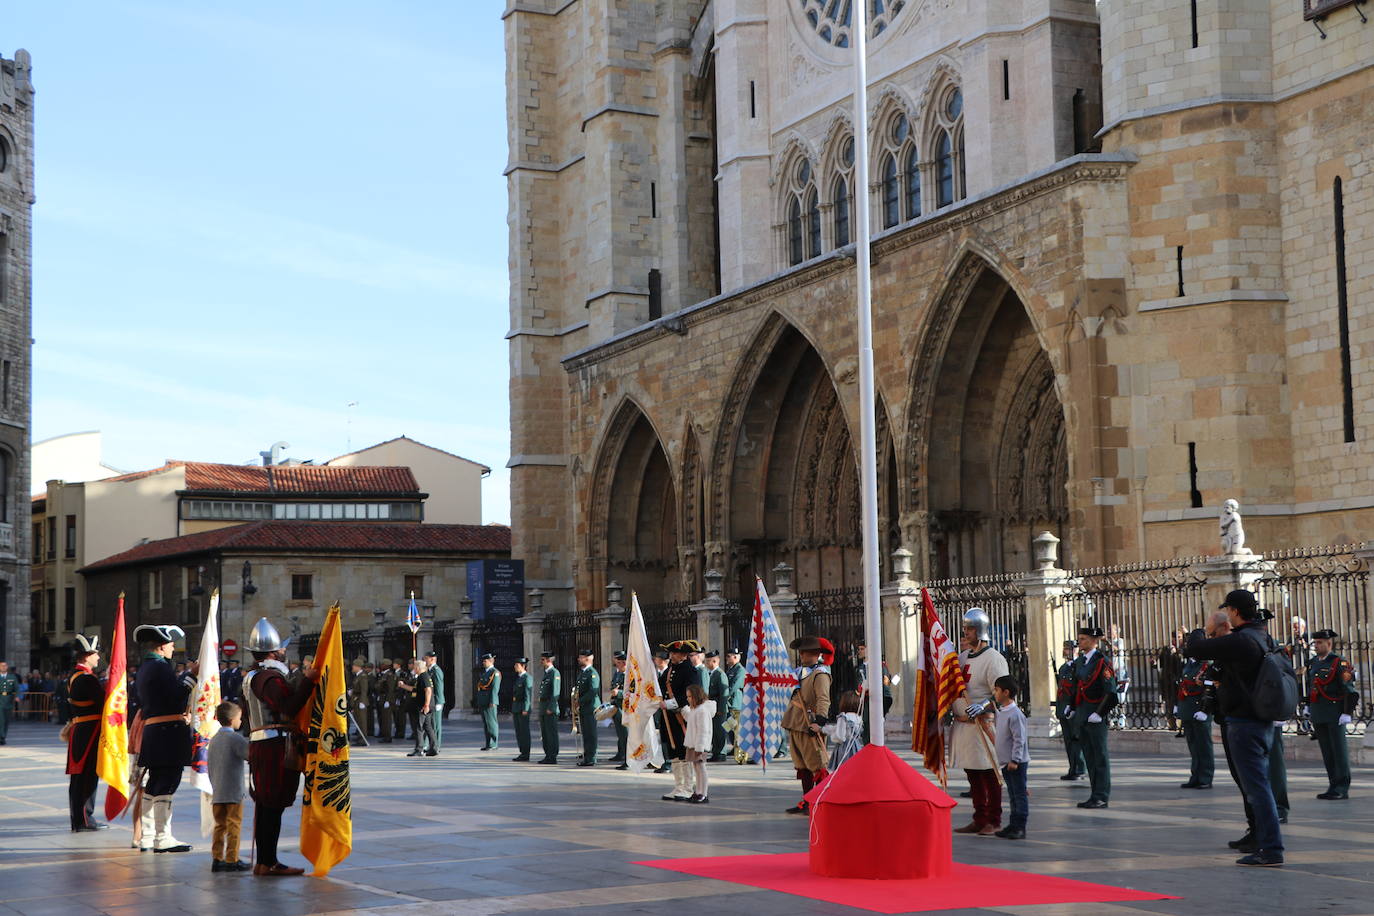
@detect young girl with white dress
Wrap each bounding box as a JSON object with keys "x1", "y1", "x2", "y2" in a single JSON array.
[{"x1": 682, "y1": 683, "x2": 716, "y2": 804}]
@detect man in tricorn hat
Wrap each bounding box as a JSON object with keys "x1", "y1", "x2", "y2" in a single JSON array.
[
  {"x1": 244, "y1": 616, "x2": 319, "y2": 876},
  {"x1": 1308, "y1": 628, "x2": 1358, "y2": 800},
  {"x1": 782, "y1": 635, "x2": 833, "y2": 815},
  {"x1": 1068, "y1": 624, "x2": 1118, "y2": 810},
  {"x1": 951, "y1": 608, "x2": 1010, "y2": 835},
  {"x1": 133, "y1": 622, "x2": 194, "y2": 852},
  {"x1": 659, "y1": 641, "x2": 697, "y2": 798},
  {"x1": 66, "y1": 633, "x2": 107, "y2": 832}
]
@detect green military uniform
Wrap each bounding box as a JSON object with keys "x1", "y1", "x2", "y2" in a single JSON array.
[
  {"x1": 609, "y1": 657, "x2": 628, "y2": 764},
  {"x1": 1068, "y1": 632, "x2": 1118, "y2": 807},
  {"x1": 537, "y1": 658, "x2": 561, "y2": 764},
  {"x1": 393, "y1": 664, "x2": 413, "y2": 740},
  {"x1": 349, "y1": 660, "x2": 372, "y2": 746},
  {"x1": 376, "y1": 660, "x2": 396, "y2": 742},
  {"x1": 576, "y1": 657, "x2": 601, "y2": 765},
  {"x1": 1176, "y1": 657, "x2": 1214, "y2": 787},
  {"x1": 724, "y1": 657, "x2": 745, "y2": 755},
  {"x1": 362, "y1": 665, "x2": 378, "y2": 736},
  {"x1": 427, "y1": 658, "x2": 446, "y2": 751},
  {"x1": 706, "y1": 659, "x2": 729, "y2": 759},
  {"x1": 0, "y1": 667, "x2": 17, "y2": 744},
  {"x1": 511, "y1": 663, "x2": 533, "y2": 760},
  {"x1": 1055, "y1": 651, "x2": 1086, "y2": 779},
  {"x1": 1309, "y1": 637, "x2": 1358, "y2": 799},
  {"x1": 476, "y1": 658, "x2": 501, "y2": 749}
]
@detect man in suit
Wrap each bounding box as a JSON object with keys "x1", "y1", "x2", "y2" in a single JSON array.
[
  {"x1": 608, "y1": 651, "x2": 629, "y2": 768},
  {"x1": 536, "y1": 652, "x2": 561, "y2": 764},
  {"x1": 475, "y1": 653, "x2": 501, "y2": 750},
  {"x1": 705, "y1": 650, "x2": 730, "y2": 761},
  {"x1": 575, "y1": 649, "x2": 600, "y2": 766},
  {"x1": 511, "y1": 657, "x2": 533, "y2": 761},
  {"x1": 423, "y1": 650, "x2": 446, "y2": 751}
]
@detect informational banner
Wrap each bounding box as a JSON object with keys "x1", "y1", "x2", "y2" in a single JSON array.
[{"x1": 465, "y1": 559, "x2": 525, "y2": 619}]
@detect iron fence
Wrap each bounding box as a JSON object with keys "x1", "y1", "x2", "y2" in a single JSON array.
[
  {"x1": 722, "y1": 599, "x2": 750, "y2": 655},
  {"x1": 796, "y1": 587, "x2": 866, "y2": 706},
  {"x1": 925, "y1": 574, "x2": 1031, "y2": 712},
  {"x1": 293, "y1": 628, "x2": 370, "y2": 665},
  {"x1": 471, "y1": 615, "x2": 524, "y2": 713},
  {"x1": 1254, "y1": 544, "x2": 1370, "y2": 735},
  {"x1": 1061, "y1": 558, "x2": 1208, "y2": 730},
  {"x1": 540, "y1": 610, "x2": 599, "y2": 717},
  {"x1": 637, "y1": 600, "x2": 698, "y2": 649}
]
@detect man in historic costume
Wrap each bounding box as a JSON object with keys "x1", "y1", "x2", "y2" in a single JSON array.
[
  {"x1": 608, "y1": 650, "x2": 629, "y2": 768},
  {"x1": 67, "y1": 634, "x2": 108, "y2": 832},
  {"x1": 511, "y1": 657, "x2": 533, "y2": 761},
  {"x1": 1309, "y1": 628, "x2": 1358, "y2": 800},
  {"x1": 133, "y1": 623, "x2": 194, "y2": 853},
  {"x1": 243, "y1": 616, "x2": 319, "y2": 876},
  {"x1": 781, "y1": 635, "x2": 833, "y2": 815},
  {"x1": 704, "y1": 650, "x2": 729, "y2": 761},
  {"x1": 723, "y1": 649, "x2": 745, "y2": 758},
  {"x1": 660, "y1": 641, "x2": 698, "y2": 799},
  {"x1": 1055, "y1": 640, "x2": 1085, "y2": 780},
  {"x1": 0, "y1": 659, "x2": 17, "y2": 745},
  {"x1": 575, "y1": 648, "x2": 600, "y2": 766},
  {"x1": 475, "y1": 652, "x2": 501, "y2": 750},
  {"x1": 423, "y1": 650, "x2": 446, "y2": 751},
  {"x1": 951, "y1": 609, "x2": 1009, "y2": 834},
  {"x1": 1069, "y1": 625, "x2": 1118, "y2": 809},
  {"x1": 536, "y1": 651, "x2": 561, "y2": 764}
]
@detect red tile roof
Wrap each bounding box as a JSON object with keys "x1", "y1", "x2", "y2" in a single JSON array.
[
  {"x1": 80, "y1": 521, "x2": 510, "y2": 573},
  {"x1": 103, "y1": 461, "x2": 420, "y2": 496}
]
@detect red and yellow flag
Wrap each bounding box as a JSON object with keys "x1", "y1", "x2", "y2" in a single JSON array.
[
  {"x1": 297, "y1": 603, "x2": 352, "y2": 876},
  {"x1": 98, "y1": 593, "x2": 131, "y2": 819},
  {"x1": 911, "y1": 588, "x2": 967, "y2": 788}
]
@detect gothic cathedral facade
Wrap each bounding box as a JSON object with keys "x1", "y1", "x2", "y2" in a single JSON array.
[{"x1": 505, "y1": 1, "x2": 1373, "y2": 613}]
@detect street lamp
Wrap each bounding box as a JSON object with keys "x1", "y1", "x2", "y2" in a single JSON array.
[{"x1": 241, "y1": 561, "x2": 257, "y2": 598}]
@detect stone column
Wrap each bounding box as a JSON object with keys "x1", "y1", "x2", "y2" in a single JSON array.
[
  {"x1": 518, "y1": 589, "x2": 545, "y2": 667},
  {"x1": 367, "y1": 607, "x2": 386, "y2": 666},
  {"x1": 692, "y1": 569, "x2": 727, "y2": 652},
  {"x1": 1016, "y1": 532, "x2": 1073, "y2": 739},
  {"x1": 596, "y1": 582, "x2": 628, "y2": 686},
  {"x1": 769, "y1": 563, "x2": 801, "y2": 641},
  {"x1": 882, "y1": 548, "x2": 919, "y2": 734},
  {"x1": 451, "y1": 598, "x2": 475, "y2": 720},
  {"x1": 1356, "y1": 548, "x2": 1374, "y2": 751},
  {"x1": 1196, "y1": 554, "x2": 1271, "y2": 616}
]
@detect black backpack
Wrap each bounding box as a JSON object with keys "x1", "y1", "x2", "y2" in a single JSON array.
[{"x1": 1248, "y1": 631, "x2": 1299, "y2": 722}]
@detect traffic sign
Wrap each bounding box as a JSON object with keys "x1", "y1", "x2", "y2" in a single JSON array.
[{"x1": 222, "y1": 638, "x2": 238, "y2": 656}]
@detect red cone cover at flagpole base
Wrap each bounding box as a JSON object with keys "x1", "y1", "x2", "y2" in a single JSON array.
[{"x1": 805, "y1": 744, "x2": 955, "y2": 879}]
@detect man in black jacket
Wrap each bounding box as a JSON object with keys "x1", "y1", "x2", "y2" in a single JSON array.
[{"x1": 1183, "y1": 589, "x2": 1284, "y2": 867}]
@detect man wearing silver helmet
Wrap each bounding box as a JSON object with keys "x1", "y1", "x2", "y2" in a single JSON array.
[
  {"x1": 951, "y1": 607, "x2": 1009, "y2": 837},
  {"x1": 132, "y1": 623, "x2": 194, "y2": 853},
  {"x1": 244, "y1": 616, "x2": 320, "y2": 876}
]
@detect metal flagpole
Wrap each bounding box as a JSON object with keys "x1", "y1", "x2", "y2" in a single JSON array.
[{"x1": 851, "y1": 0, "x2": 885, "y2": 747}]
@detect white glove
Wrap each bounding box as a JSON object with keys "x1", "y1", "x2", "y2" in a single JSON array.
[
  {"x1": 965, "y1": 701, "x2": 987, "y2": 718},
  {"x1": 1172, "y1": 705, "x2": 1179, "y2": 715},
  {"x1": 359, "y1": 702, "x2": 366, "y2": 709},
  {"x1": 383, "y1": 702, "x2": 390, "y2": 709},
  {"x1": 1193, "y1": 711, "x2": 1207, "y2": 722},
  {"x1": 1339, "y1": 714, "x2": 1352, "y2": 726},
  {"x1": 662, "y1": 698, "x2": 680, "y2": 711},
  {"x1": 1087, "y1": 712, "x2": 1103, "y2": 724}
]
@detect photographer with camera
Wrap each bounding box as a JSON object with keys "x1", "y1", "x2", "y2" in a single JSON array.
[{"x1": 1184, "y1": 589, "x2": 1295, "y2": 867}]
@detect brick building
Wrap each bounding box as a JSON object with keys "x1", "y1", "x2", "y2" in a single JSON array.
[{"x1": 506, "y1": 1, "x2": 1374, "y2": 613}]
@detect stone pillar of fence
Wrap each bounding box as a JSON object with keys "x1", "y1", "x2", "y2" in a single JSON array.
[
  {"x1": 367, "y1": 607, "x2": 387, "y2": 666},
  {"x1": 1357, "y1": 547, "x2": 1374, "y2": 751},
  {"x1": 692, "y1": 569, "x2": 727, "y2": 653},
  {"x1": 450, "y1": 597, "x2": 476, "y2": 719},
  {"x1": 883, "y1": 548, "x2": 919, "y2": 732},
  {"x1": 769, "y1": 563, "x2": 801, "y2": 639},
  {"x1": 1017, "y1": 532, "x2": 1072, "y2": 739},
  {"x1": 519, "y1": 588, "x2": 546, "y2": 669},
  {"x1": 1196, "y1": 553, "x2": 1272, "y2": 614},
  {"x1": 597, "y1": 582, "x2": 628, "y2": 686}
]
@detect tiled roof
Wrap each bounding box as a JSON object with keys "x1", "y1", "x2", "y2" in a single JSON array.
[
  {"x1": 104, "y1": 461, "x2": 420, "y2": 495},
  {"x1": 80, "y1": 521, "x2": 510, "y2": 573}
]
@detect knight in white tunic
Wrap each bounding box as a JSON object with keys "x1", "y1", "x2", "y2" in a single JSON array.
[{"x1": 950, "y1": 608, "x2": 1009, "y2": 836}]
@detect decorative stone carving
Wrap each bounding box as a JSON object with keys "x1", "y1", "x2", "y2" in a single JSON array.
[{"x1": 1219, "y1": 499, "x2": 1253, "y2": 556}]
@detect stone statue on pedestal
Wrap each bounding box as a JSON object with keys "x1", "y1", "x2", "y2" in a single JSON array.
[{"x1": 1219, "y1": 499, "x2": 1252, "y2": 556}]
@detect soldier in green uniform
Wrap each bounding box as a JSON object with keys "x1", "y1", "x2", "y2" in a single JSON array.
[
  {"x1": 608, "y1": 651, "x2": 628, "y2": 768},
  {"x1": 475, "y1": 653, "x2": 501, "y2": 750},
  {"x1": 511, "y1": 657, "x2": 533, "y2": 761},
  {"x1": 376, "y1": 659, "x2": 395, "y2": 743},
  {"x1": 723, "y1": 649, "x2": 745, "y2": 758},
  {"x1": 362, "y1": 662, "x2": 377, "y2": 737},
  {"x1": 536, "y1": 652, "x2": 561, "y2": 764},
  {"x1": 391, "y1": 658, "x2": 410, "y2": 741},
  {"x1": 1068, "y1": 626, "x2": 1118, "y2": 808},
  {"x1": 705, "y1": 650, "x2": 729, "y2": 761},
  {"x1": 349, "y1": 658, "x2": 371, "y2": 746},
  {"x1": 1176, "y1": 655, "x2": 1214, "y2": 788},
  {"x1": 575, "y1": 648, "x2": 600, "y2": 767},
  {"x1": 423, "y1": 651, "x2": 445, "y2": 751},
  {"x1": 1309, "y1": 628, "x2": 1358, "y2": 800},
  {"x1": 1055, "y1": 640, "x2": 1086, "y2": 780},
  {"x1": 0, "y1": 660, "x2": 17, "y2": 745}
]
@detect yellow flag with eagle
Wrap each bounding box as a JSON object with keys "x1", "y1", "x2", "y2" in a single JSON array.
[{"x1": 296, "y1": 602, "x2": 352, "y2": 876}]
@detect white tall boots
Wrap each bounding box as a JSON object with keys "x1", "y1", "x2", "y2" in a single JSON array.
[
  {"x1": 136, "y1": 797, "x2": 155, "y2": 851},
  {"x1": 149, "y1": 795, "x2": 192, "y2": 853},
  {"x1": 660, "y1": 760, "x2": 694, "y2": 801}
]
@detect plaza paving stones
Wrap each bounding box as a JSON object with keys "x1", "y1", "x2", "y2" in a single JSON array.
[{"x1": 1, "y1": 718, "x2": 1371, "y2": 915}]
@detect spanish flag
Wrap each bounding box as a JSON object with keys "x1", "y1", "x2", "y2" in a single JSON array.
[
  {"x1": 296, "y1": 603, "x2": 352, "y2": 876},
  {"x1": 98, "y1": 594, "x2": 130, "y2": 819}
]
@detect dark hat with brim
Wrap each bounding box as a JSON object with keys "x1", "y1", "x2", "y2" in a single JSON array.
[
  {"x1": 1312, "y1": 629, "x2": 1339, "y2": 640},
  {"x1": 726, "y1": 648, "x2": 740, "y2": 656},
  {"x1": 1221, "y1": 589, "x2": 1258, "y2": 615},
  {"x1": 654, "y1": 650, "x2": 670, "y2": 660},
  {"x1": 134, "y1": 624, "x2": 184, "y2": 645},
  {"x1": 790, "y1": 635, "x2": 831, "y2": 655},
  {"x1": 480, "y1": 653, "x2": 495, "y2": 660},
  {"x1": 576, "y1": 649, "x2": 594, "y2": 658},
  {"x1": 74, "y1": 633, "x2": 100, "y2": 655},
  {"x1": 352, "y1": 657, "x2": 366, "y2": 666},
  {"x1": 540, "y1": 651, "x2": 556, "y2": 659},
  {"x1": 663, "y1": 641, "x2": 688, "y2": 653},
  {"x1": 613, "y1": 650, "x2": 626, "y2": 660},
  {"x1": 1063, "y1": 640, "x2": 1077, "y2": 649},
  {"x1": 704, "y1": 650, "x2": 720, "y2": 659},
  {"x1": 1077, "y1": 627, "x2": 1104, "y2": 639},
  {"x1": 515, "y1": 657, "x2": 529, "y2": 665}
]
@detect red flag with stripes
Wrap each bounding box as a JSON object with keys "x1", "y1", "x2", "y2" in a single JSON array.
[{"x1": 911, "y1": 588, "x2": 966, "y2": 788}]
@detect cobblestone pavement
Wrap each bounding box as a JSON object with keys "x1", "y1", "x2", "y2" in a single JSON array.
[{"x1": 1, "y1": 719, "x2": 1372, "y2": 915}]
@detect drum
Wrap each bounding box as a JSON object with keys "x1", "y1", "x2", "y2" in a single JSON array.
[{"x1": 592, "y1": 702, "x2": 618, "y2": 721}]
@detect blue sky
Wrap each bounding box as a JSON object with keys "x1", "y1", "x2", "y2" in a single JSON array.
[{"x1": 9, "y1": 1, "x2": 512, "y2": 522}]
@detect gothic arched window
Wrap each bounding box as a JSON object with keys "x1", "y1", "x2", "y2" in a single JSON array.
[
  {"x1": 927, "y1": 83, "x2": 966, "y2": 208},
  {"x1": 833, "y1": 175, "x2": 850, "y2": 247},
  {"x1": 800, "y1": 0, "x2": 909, "y2": 48},
  {"x1": 904, "y1": 144, "x2": 921, "y2": 220},
  {"x1": 783, "y1": 156, "x2": 819, "y2": 267},
  {"x1": 806, "y1": 187, "x2": 821, "y2": 260},
  {"x1": 788, "y1": 196, "x2": 804, "y2": 266},
  {"x1": 881, "y1": 154, "x2": 899, "y2": 229},
  {"x1": 875, "y1": 107, "x2": 917, "y2": 229}
]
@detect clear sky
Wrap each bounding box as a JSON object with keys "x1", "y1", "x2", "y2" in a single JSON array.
[{"x1": 7, "y1": 1, "x2": 512, "y2": 522}]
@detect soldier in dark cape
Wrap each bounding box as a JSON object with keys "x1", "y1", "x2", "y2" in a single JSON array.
[{"x1": 133, "y1": 623, "x2": 195, "y2": 852}]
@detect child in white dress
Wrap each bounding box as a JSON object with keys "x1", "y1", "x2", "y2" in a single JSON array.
[{"x1": 682, "y1": 683, "x2": 716, "y2": 804}]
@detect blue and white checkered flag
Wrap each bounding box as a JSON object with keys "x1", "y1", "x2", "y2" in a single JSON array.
[{"x1": 738, "y1": 578, "x2": 798, "y2": 771}]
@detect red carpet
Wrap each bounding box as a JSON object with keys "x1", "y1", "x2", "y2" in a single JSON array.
[{"x1": 635, "y1": 853, "x2": 1176, "y2": 914}]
